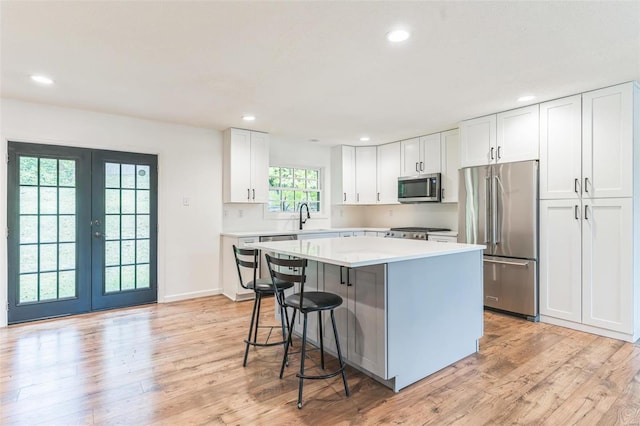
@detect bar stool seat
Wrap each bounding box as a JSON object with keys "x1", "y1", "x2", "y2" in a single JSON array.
[{"x1": 283, "y1": 292, "x2": 343, "y2": 311}]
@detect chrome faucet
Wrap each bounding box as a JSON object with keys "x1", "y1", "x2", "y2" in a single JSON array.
[{"x1": 299, "y1": 203, "x2": 310, "y2": 230}]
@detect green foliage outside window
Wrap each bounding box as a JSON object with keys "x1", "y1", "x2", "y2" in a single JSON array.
[{"x1": 268, "y1": 166, "x2": 321, "y2": 213}]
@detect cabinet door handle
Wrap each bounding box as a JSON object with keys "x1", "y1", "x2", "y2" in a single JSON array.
[
  {"x1": 346, "y1": 268, "x2": 352, "y2": 287},
  {"x1": 252, "y1": 189, "x2": 255, "y2": 200},
  {"x1": 357, "y1": 193, "x2": 360, "y2": 202},
  {"x1": 574, "y1": 205, "x2": 579, "y2": 220},
  {"x1": 420, "y1": 161, "x2": 424, "y2": 171},
  {"x1": 339, "y1": 266, "x2": 345, "y2": 285},
  {"x1": 584, "y1": 204, "x2": 589, "y2": 220},
  {"x1": 584, "y1": 177, "x2": 589, "y2": 193},
  {"x1": 497, "y1": 146, "x2": 502, "y2": 160},
  {"x1": 574, "y1": 178, "x2": 579, "y2": 194},
  {"x1": 441, "y1": 188, "x2": 445, "y2": 200},
  {"x1": 377, "y1": 192, "x2": 380, "y2": 202},
  {"x1": 415, "y1": 162, "x2": 419, "y2": 172},
  {"x1": 247, "y1": 188, "x2": 250, "y2": 200},
  {"x1": 490, "y1": 147, "x2": 495, "y2": 160},
  {"x1": 343, "y1": 192, "x2": 346, "y2": 202}
]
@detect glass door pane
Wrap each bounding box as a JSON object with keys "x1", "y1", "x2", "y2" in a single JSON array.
[
  {"x1": 91, "y1": 151, "x2": 157, "y2": 310},
  {"x1": 8, "y1": 143, "x2": 91, "y2": 323}
]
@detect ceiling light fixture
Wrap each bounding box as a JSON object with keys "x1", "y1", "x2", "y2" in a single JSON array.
[
  {"x1": 518, "y1": 95, "x2": 536, "y2": 102},
  {"x1": 242, "y1": 115, "x2": 256, "y2": 121},
  {"x1": 386, "y1": 29, "x2": 410, "y2": 43},
  {"x1": 30, "y1": 75, "x2": 54, "y2": 85},
  {"x1": 360, "y1": 136, "x2": 370, "y2": 142}
]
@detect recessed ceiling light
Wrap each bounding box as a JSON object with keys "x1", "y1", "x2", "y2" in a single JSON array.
[
  {"x1": 242, "y1": 115, "x2": 256, "y2": 121},
  {"x1": 30, "y1": 75, "x2": 54, "y2": 85},
  {"x1": 387, "y1": 29, "x2": 410, "y2": 43},
  {"x1": 360, "y1": 136, "x2": 370, "y2": 142},
  {"x1": 518, "y1": 95, "x2": 536, "y2": 102}
]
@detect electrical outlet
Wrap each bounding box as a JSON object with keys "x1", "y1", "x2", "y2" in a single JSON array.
[
  {"x1": 389, "y1": 209, "x2": 393, "y2": 217},
  {"x1": 238, "y1": 209, "x2": 244, "y2": 218}
]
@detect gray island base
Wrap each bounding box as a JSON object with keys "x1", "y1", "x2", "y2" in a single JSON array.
[{"x1": 249, "y1": 236, "x2": 484, "y2": 392}]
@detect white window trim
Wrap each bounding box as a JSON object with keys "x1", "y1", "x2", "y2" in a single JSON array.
[{"x1": 263, "y1": 165, "x2": 328, "y2": 220}]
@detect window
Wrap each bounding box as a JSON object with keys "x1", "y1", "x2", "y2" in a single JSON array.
[{"x1": 268, "y1": 166, "x2": 321, "y2": 213}]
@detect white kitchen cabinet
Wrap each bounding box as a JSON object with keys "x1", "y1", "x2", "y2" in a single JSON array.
[
  {"x1": 440, "y1": 129, "x2": 459, "y2": 203},
  {"x1": 540, "y1": 197, "x2": 636, "y2": 339},
  {"x1": 581, "y1": 198, "x2": 633, "y2": 333},
  {"x1": 495, "y1": 104, "x2": 539, "y2": 164},
  {"x1": 460, "y1": 105, "x2": 538, "y2": 168},
  {"x1": 539, "y1": 199, "x2": 582, "y2": 323},
  {"x1": 355, "y1": 146, "x2": 378, "y2": 204},
  {"x1": 220, "y1": 235, "x2": 260, "y2": 301},
  {"x1": 540, "y1": 95, "x2": 583, "y2": 200},
  {"x1": 376, "y1": 142, "x2": 401, "y2": 204},
  {"x1": 582, "y1": 83, "x2": 634, "y2": 199},
  {"x1": 322, "y1": 264, "x2": 386, "y2": 379},
  {"x1": 400, "y1": 134, "x2": 441, "y2": 176},
  {"x1": 459, "y1": 114, "x2": 496, "y2": 168},
  {"x1": 331, "y1": 145, "x2": 356, "y2": 205},
  {"x1": 223, "y1": 128, "x2": 269, "y2": 203}
]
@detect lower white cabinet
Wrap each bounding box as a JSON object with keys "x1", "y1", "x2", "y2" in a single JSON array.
[
  {"x1": 540, "y1": 198, "x2": 635, "y2": 339},
  {"x1": 221, "y1": 235, "x2": 260, "y2": 301},
  {"x1": 322, "y1": 264, "x2": 386, "y2": 379}
]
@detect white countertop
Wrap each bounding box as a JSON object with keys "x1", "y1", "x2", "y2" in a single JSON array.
[
  {"x1": 221, "y1": 227, "x2": 389, "y2": 238},
  {"x1": 248, "y1": 236, "x2": 484, "y2": 268}
]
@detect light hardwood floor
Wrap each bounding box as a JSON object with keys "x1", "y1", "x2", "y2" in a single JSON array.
[{"x1": 1, "y1": 295, "x2": 639, "y2": 425}]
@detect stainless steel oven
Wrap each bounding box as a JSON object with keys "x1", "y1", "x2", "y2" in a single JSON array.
[{"x1": 398, "y1": 173, "x2": 441, "y2": 203}]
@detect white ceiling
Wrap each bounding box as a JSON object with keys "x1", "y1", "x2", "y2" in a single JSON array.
[{"x1": 2, "y1": 1, "x2": 639, "y2": 146}]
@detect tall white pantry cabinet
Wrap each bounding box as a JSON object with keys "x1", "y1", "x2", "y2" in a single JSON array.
[{"x1": 539, "y1": 82, "x2": 640, "y2": 342}]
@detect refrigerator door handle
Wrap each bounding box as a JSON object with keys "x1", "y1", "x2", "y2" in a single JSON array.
[
  {"x1": 493, "y1": 175, "x2": 500, "y2": 245},
  {"x1": 484, "y1": 175, "x2": 491, "y2": 244},
  {"x1": 484, "y1": 258, "x2": 530, "y2": 267}
]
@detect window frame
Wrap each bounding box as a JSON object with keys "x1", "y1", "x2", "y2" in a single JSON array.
[{"x1": 264, "y1": 164, "x2": 327, "y2": 219}]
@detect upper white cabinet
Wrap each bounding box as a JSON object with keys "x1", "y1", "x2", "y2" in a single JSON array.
[
  {"x1": 496, "y1": 104, "x2": 539, "y2": 164},
  {"x1": 400, "y1": 133, "x2": 441, "y2": 176},
  {"x1": 440, "y1": 129, "x2": 459, "y2": 203},
  {"x1": 459, "y1": 114, "x2": 496, "y2": 168},
  {"x1": 376, "y1": 142, "x2": 401, "y2": 204},
  {"x1": 331, "y1": 145, "x2": 356, "y2": 205},
  {"x1": 223, "y1": 128, "x2": 269, "y2": 203},
  {"x1": 540, "y1": 95, "x2": 583, "y2": 200},
  {"x1": 355, "y1": 146, "x2": 378, "y2": 204},
  {"x1": 459, "y1": 105, "x2": 539, "y2": 168},
  {"x1": 333, "y1": 144, "x2": 400, "y2": 205},
  {"x1": 582, "y1": 84, "x2": 634, "y2": 198},
  {"x1": 540, "y1": 83, "x2": 635, "y2": 199}
]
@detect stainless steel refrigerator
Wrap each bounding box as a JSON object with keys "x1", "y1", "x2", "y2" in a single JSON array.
[{"x1": 458, "y1": 160, "x2": 539, "y2": 320}]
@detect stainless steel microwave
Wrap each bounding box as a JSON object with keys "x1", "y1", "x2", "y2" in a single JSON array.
[{"x1": 398, "y1": 173, "x2": 442, "y2": 203}]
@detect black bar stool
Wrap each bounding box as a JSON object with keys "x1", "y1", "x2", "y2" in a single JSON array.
[
  {"x1": 232, "y1": 245, "x2": 294, "y2": 367},
  {"x1": 264, "y1": 253, "x2": 350, "y2": 409}
]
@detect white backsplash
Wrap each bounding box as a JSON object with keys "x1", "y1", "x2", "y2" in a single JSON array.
[
  {"x1": 223, "y1": 203, "x2": 332, "y2": 232},
  {"x1": 332, "y1": 203, "x2": 459, "y2": 231}
]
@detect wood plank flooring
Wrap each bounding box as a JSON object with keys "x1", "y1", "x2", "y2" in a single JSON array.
[{"x1": 1, "y1": 295, "x2": 639, "y2": 425}]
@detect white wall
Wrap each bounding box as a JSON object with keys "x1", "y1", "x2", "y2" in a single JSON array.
[
  {"x1": 223, "y1": 138, "x2": 333, "y2": 232},
  {"x1": 0, "y1": 98, "x2": 222, "y2": 327}
]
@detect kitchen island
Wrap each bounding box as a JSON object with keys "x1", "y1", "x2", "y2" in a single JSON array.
[{"x1": 248, "y1": 236, "x2": 485, "y2": 392}]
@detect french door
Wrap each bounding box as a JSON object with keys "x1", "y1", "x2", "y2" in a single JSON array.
[{"x1": 7, "y1": 142, "x2": 158, "y2": 323}]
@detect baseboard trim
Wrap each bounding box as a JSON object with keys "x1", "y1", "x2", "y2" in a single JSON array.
[{"x1": 162, "y1": 288, "x2": 223, "y2": 303}]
